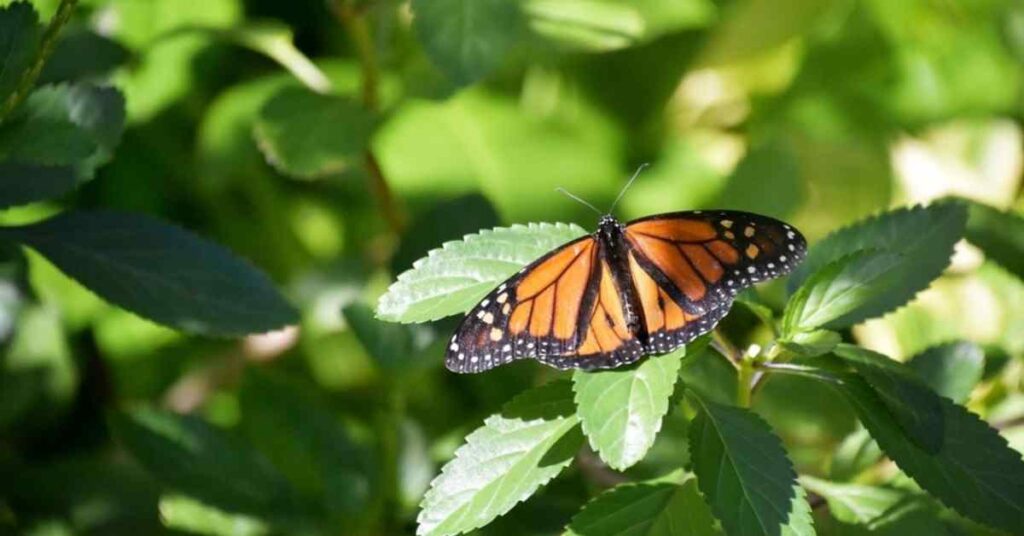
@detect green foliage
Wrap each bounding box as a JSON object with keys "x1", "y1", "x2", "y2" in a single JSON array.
[
  {"x1": 573, "y1": 346, "x2": 685, "y2": 471},
  {"x1": 5, "y1": 0, "x2": 1024, "y2": 535},
  {"x1": 416, "y1": 381, "x2": 582, "y2": 536},
  {"x1": 0, "y1": 211, "x2": 298, "y2": 335},
  {"x1": 688, "y1": 395, "x2": 799, "y2": 536},
  {"x1": 376, "y1": 222, "x2": 586, "y2": 323}
]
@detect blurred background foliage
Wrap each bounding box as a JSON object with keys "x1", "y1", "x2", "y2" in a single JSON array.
[{"x1": 1, "y1": 0, "x2": 1024, "y2": 534}]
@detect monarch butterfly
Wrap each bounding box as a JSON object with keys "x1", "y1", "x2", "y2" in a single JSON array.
[{"x1": 445, "y1": 181, "x2": 806, "y2": 373}]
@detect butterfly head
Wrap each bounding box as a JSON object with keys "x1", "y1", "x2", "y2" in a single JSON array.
[{"x1": 597, "y1": 214, "x2": 624, "y2": 238}]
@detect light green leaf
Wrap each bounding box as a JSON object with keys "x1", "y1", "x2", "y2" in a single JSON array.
[
  {"x1": 573, "y1": 346, "x2": 686, "y2": 471},
  {"x1": 778, "y1": 329, "x2": 840, "y2": 358},
  {"x1": 0, "y1": 210, "x2": 298, "y2": 336},
  {"x1": 417, "y1": 381, "x2": 583, "y2": 536},
  {"x1": 376, "y1": 222, "x2": 587, "y2": 323},
  {"x1": 782, "y1": 250, "x2": 903, "y2": 333},
  {"x1": 799, "y1": 476, "x2": 915, "y2": 529},
  {"x1": 565, "y1": 477, "x2": 722, "y2": 536},
  {"x1": 698, "y1": 0, "x2": 842, "y2": 66},
  {"x1": 253, "y1": 86, "x2": 376, "y2": 179},
  {"x1": 159, "y1": 494, "x2": 269, "y2": 536},
  {"x1": 524, "y1": 0, "x2": 645, "y2": 53},
  {"x1": 907, "y1": 341, "x2": 984, "y2": 404},
  {"x1": 780, "y1": 485, "x2": 814, "y2": 536},
  {"x1": 411, "y1": 0, "x2": 524, "y2": 85},
  {"x1": 688, "y1": 394, "x2": 799, "y2": 536},
  {"x1": 787, "y1": 202, "x2": 967, "y2": 322},
  {"x1": 834, "y1": 345, "x2": 944, "y2": 453},
  {"x1": 962, "y1": 200, "x2": 1024, "y2": 282},
  {"x1": 0, "y1": 1, "x2": 41, "y2": 103},
  {"x1": 110, "y1": 408, "x2": 300, "y2": 519},
  {"x1": 835, "y1": 374, "x2": 1024, "y2": 533}
]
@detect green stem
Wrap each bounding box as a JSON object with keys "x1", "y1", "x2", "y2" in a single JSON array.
[
  {"x1": 0, "y1": 0, "x2": 78, "y2": 123},
  {"x1": 737, "y1": 358, "x2": 754, "y2": 407}
]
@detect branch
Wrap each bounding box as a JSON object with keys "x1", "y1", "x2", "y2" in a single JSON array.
[{"x1": 0, "y1": 0, "x2": 78, "y2": 122}]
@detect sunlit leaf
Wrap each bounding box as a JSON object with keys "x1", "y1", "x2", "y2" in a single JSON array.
[
  {"x1": 834, "y1": 345, "x2": 944, "y2": 453},
  {"x1": 0, "y1": 210, "x2": 298, "y2": 336},
  {"x1": 688, "y1": 394, "x2": 798, "y2": 536},
  {"x1": 411, "y1": 0, "x2": 524, "y2": 85},
  {"x1": 565, "y1": 477, "x2": 722, "y2": 536},
  {"x1": 253, "y1": 87, "x2": 376, "y2": 179},
  {"x1": 417, "y1": 381, "x2": 583, "y2": 536},
  {"x1": 787, "y1": 202, "x2": 967, "y2": 323},
  {"x1": 376, "y1": 222, "x2": 586, "y2": 323},
  {"x1": 573, "y1": 346, "x2": 686, "y2": 471},
  {"x1": 907, "y1": 341, "x2": 984, "y2": 404},
  {"x1": 159, "y1": 494, "x2": 269, "y2": 536},
  {"x1": 799, "y1": 475, "x2": 923, "y2": 529}
]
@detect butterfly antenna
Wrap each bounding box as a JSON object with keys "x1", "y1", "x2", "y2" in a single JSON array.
[
  {"x1": 608, "y1": 163, "x2": 650, "y2": 214},
  {"x1": 555, "y1": 187, "x2": 603, "y2": 216}
]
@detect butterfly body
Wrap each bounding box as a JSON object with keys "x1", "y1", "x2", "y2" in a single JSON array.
[{"x1": 446, "y1": 211, "x2": 806, "y2": 374}]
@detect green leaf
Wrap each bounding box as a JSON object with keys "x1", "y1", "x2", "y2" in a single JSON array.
[
  {"x1": 799, "y1": 475, "x2": 919, "y2": 529},
  {"x1": 787, "y1": 202, "x2": 967, "y2": 322},
  {"x1": 343, "y1": 301, "x2": 433, "y2": 371},
  {"x1": 565, "y1": 477, "x2": 722, "y2": 536},
  {"x1": 678, "y1": 340, "x2": 736, "y2": 406},
  {"x1": 834, "y1": 345, "x2": 944, "y2": 454},
  {"x1": 783, "y1": 250, "x2": 904, "y2": 333},
  {"x1": 780, "y1": 485, "x2": 814, "y2": 536},
  {"x1": 573, "y1": 346, "x2": 686, "y2": 471},
  {"x1": 698, "y1": 0, "x2": 842, "y2": 66},
  {"x1": 906, "y1": 341, "x2": 984, "y2": 404},
  {"x1": 376, "y1": 222, "x2": 587, "y2": 323},
  {"x1": 159, "y1": 494, "x2": 269, "y2": 536},
  {"x1": 0, "y1": 162, "x2": 76, "y2": 209},
  {"x1": 524, "y1": 0, "x2": 645, "y2": 53},
  {"x1": 110, "y1": 408, "x2": 300, "y2": 519},
  {"x1": 411, "y1": 0, "x2": 524, "y2": 85},
  {"x1": 778, "y1": 329, "x2": 840, "y2": 358},
  {"x1": 835, "y1": 374, "x2": 1024, "y2": 533},
  {"x1": 0, "y1": 1, "x2": 41, "y2": 103},
  {"x1": 253, "y1": 87, "x2": 376, "y2": 179},
  {"x1": 39, "y1": 28, "x2": 130, "y2": 85},
  {"x1": 829, "y1": 428, "x2": 881, "y2": 481},
  {"x1": 417, "y1": 380, "x2": 583, "y2": 536},
  {"x1": 962, "y1": 200, "x2": 1024, "y2": 281},
  {"x1": 0, "y1": 210, "x2": 298, "y2": 336},
  {"x1": 688, "y1": 394, "x2": 799, "y2": 536}
]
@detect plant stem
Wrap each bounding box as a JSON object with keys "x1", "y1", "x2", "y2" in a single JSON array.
[
  {"x1": 737, "y1": 358, "x2": 754, "y2": 407},
  {"x1": 0, "y1": 0, "x2": 79, "y2": 123}
]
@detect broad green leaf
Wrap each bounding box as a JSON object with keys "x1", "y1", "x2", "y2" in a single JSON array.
[
  {"x1": 835, "y1": 374, "x2": 1024, "y2": 533},
  {"x1": 834, "y1": 345, "x2": 944, "y2": 453},
  {"x1": 0, "y1": 2, "x2": 41, "y2": 103},
  {"x1": 376, "y1": 222, "x2": 587, "y2": 323},
  {"x1": 907, "y1": 341, "x2": 984, "y2": 404},
  {"x1": 253, "y1": 87, "x2": 376, "y2": 179},
  {"x1": 799, "y1": 475, "x2": 917, "y2": 529},
  {"x1": 38, "y1": 28, "x2": 131, "y2": 85},
  {"x1": 787, "y1": 203, "x2": 967, "y2": 322},
  {"x1": 829, "y1": 428, "x2": 881, "y2": 481},
  {"x1": 565, "y1": 477, "x2": 722, "y2": 536},
  {"x1": 782, "y1": 250, "x2": 903, "y2": 333},
  {"x1": 688, "y1": 394, "x2": 798, "y2": 536},
  {"x1": 962, "y1": 200, "x2": 1024, "y2": 281},
  {"x1": 0, "y1": 210, "x2": 298, "y2": 336},
  {"x1": 573, "y1": 346, "x2": 686, "y2": 471},
  {"x1": 110, "y1": 408, "x2": 300, "y2": 519},
  {"x1": 238, "y1": 370, "x2": 372, "y2": 521},
  {"x1": 159, "y1": 494, "x2": 269, "y2": 536},
  {"x1": 778, "y1": 329, "x2": 840, "y2": 358},
  {"x1": 411, "y1": 0, "x2": 524, "y2": 85},
  {"x1": 678, "y1": 340, "x2": 736, "y2": 406},
  {"x1": 417, "y1": 381, "x2": 583, "y2": 536},
  {"x1": 0, "y1": 162, "x2": 76, "y2": 209}
]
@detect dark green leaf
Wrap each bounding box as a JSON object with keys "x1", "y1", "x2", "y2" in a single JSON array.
[
  {"x1": 834, "y1": 345, "x2": 944, "y2": 453},
  {"x1": 39, "y1": 28, "x2": 131, "y2": 84},
  {"x1": 343, "y1": 301, "x2": 435, "y2": 371},
  {"x1": 713, "y1": 141, "x2": 804, "y2": 220},
  {"x1": 0, "y1": 210, "x2": 298, "y2": 336},
  {"x1": 417, "y1": 381, "x2": 583, "y2": 536},
  {"x1": 783, "y1": 250, "x2": 904, "y2": 333},
  {"x1": 907, "y1": 341, "x2": 984, "y2": 404},
  {"x1": 0, "y1": 162, "x2": 76, "y2": 209},
  {"x1": 835, "y1": 374, "x2": 1024, "y2": 533},
  {"x1": 565, "y1": 477, "x2": 722, "y2": 536},
  {"x1": 678, "y1": 341, "x2": 736, "y2": 406},
  {"x1": 253, "y1": 87, "x2": 376, "y2": 179},
  {"x1": 377, "y1": 222, "x2": 586, "y2": 323},
  {"x1": 962, "y1": 200, "x2": 1024, "y2": 281},
  {"x1": 688, "y1": 394, "x2": 798, "y2": 536},
  {"x1": 573, "y1": 346, "x2": 686, "y2": 471},
  {"x1": 787, "y1": 202, "x2": 967, "y2": 322},
  {"x1": 411, "y1": 0, "x2": 524, "y2": 85},
  {"x1": 392, "y1": 193, "x2": 500, "y2": 275},
  {"x1": 110, "y1": 407, "x2": 300, "y2": 519},
  {"x1": 0, "y1": 2, "x2": 41, "y2": 103}
]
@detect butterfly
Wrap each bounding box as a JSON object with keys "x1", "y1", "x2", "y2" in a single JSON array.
[{"x1": 445, "y1": 209, "x2": 806, "y2": 374}]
